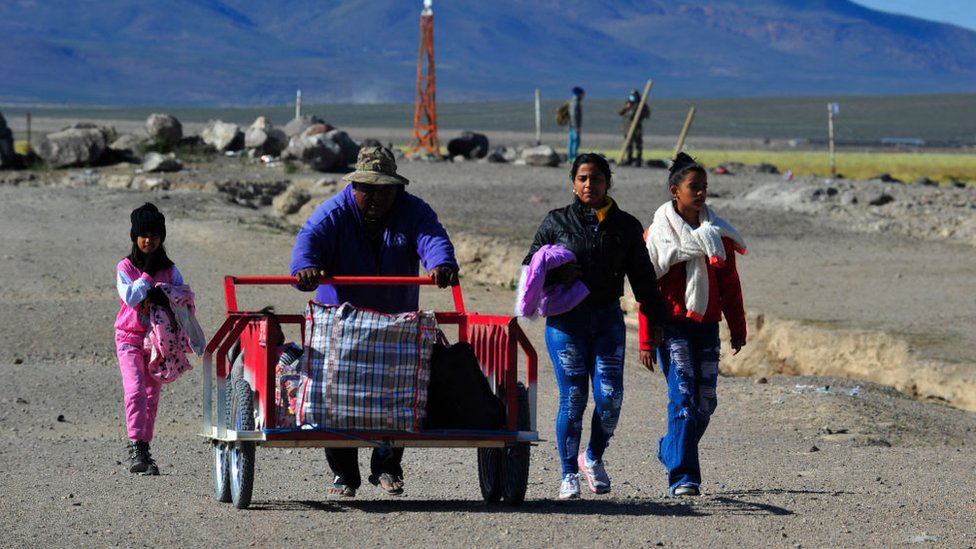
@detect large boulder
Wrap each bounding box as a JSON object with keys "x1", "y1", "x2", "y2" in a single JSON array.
[
  {"x1": 36, "y1": 123, "x2": 115, "y2": 168},
  {"x1": 447, "y1": 131, "x2": 489, "y2": 159},
  {"x1": 520, "y1": 145, "x2": 560, "y2": 167},
  {"x1": 145, "y1": 113, "x2": 183, "y2": 146},
  {"x1": 108, "y1": 133, "x2": 143, "y2": 162},
  {"x1": 282, "y1": 126, "x2": 358, "y2": 172},
  {"x1": 324, "y1": 129, "x2": 360, "y2": 166},
  {"x1": 245, "y1": 117, "x2": 288, "y2": 157},
  {"x1": 283, "y1": 115, "x2": 327, "y2": 138},
  {"x1": 142, "y1": 152, "x2": 182, "y2": 173},
  {"x1": 0, "y1": 113, "x2": 16, "y2": 169},
  {"x1": 200, "y1": 120, "x2": 243, "y2": 152},
  {"x1": 283, "y1": 131, "x2": 342, "y2": 172}
]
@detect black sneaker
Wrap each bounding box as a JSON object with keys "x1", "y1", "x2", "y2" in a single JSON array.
[{"x1": 128, "y1": 440, "x2": 149, "y2": 473}]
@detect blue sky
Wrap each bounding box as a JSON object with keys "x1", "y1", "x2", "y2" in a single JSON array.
[{"x1": 853, "y1": 0, "x2": 976, "y2": 32}]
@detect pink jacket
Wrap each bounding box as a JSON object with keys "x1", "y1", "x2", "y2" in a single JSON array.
[{"x1": 114, "y1": 258, "x2": 180, "y2": 345}]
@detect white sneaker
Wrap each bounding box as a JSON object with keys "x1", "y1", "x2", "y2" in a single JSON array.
[
  {"x1": 558, "y1": 473, "x2": 581, "y2": 500},
  {"x1": 577, "y1": 452, "x2": 611, "y2": 494}
]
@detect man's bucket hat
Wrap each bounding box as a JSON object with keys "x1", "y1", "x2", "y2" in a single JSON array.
[{"x1": 342, "y1": 145, "x2": 410, "y2": 186}]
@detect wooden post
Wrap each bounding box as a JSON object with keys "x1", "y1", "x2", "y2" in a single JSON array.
[
  {"x1": 827, "y1": 103, "x2": 836, "y2": 177},
  {"x1": 617, "y1": 79, "x2": 653, "y2": 164},
  {"x1": 671, "y1": 106, "x2": 697, "y2": 160},
  {"x1": 534, "y1": 88, "x2": 541, "y2": 146}
]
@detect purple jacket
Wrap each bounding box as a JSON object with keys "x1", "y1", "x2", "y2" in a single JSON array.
[
  {"x1": 289, "y1": 184, "x2": 457, "y2": 314},
  {"x1": 515, "y1": 244, "x2": 589, "y2": 318}
]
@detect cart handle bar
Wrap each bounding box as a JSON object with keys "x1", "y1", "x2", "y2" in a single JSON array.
[{"x1": 223, "y1": 275, "x2": 465, "y2": 314}]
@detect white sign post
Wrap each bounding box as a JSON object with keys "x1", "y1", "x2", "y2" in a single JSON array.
[{"x1": 534, "y1": 88, "x2": 541, "y2": 146}]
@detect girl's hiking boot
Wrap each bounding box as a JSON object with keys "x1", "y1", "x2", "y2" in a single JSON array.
[{"x1": 127, "y1": 440, "x2": 158, "y2": 475}]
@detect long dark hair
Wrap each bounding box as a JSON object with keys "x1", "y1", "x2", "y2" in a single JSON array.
[
  {"x1": 127, "y1": 243, "x2": 173, "y2": 273},
  {"x1": 570, "y1": 153, "x2": 613, "y2": 190}
]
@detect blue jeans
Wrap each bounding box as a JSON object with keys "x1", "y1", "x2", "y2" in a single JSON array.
[
  {"x1": 567, "y1": 127, "x2": 580, "y2": 161},
  {"x1": 657, "y1": 320, "x2": 721, "y2": 491},
  {"x1": 545, "y1": 302, "x2": 626, "y2": 476}
]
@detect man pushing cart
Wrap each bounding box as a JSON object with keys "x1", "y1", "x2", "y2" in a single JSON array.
[{"x1": 201, "y1": 145, "x2": 538, "y2": 509}]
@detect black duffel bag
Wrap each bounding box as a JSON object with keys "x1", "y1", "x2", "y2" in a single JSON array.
[{"x1": 426, "y1": 342, "x2": 506, "y2": 430}]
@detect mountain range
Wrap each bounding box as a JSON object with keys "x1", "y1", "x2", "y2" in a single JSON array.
[{"x1": 2, "y1": 0, "x2": 975, "y2": 107}]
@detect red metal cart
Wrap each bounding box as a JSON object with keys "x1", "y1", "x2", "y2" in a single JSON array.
[{"x1": 202, "y1": 275, "x2": 538, "y2": 509}]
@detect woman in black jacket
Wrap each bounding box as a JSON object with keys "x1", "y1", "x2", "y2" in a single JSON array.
[{"x1": 522, "y1": 153, "x2": 666, "y2": 500}]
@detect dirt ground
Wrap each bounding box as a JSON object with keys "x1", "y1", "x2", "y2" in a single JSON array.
[{"x1": 0, "y1": 130, "x2": 974, "y2": 548}]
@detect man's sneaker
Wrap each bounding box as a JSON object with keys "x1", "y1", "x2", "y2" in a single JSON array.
[
  {"x1": 128, "y1": 440, "x2": 149, "y2": 473},
  {"x1": 672, "y1": 483, "x2": 700, "y2": 496},
  {"x1": 557, "y1": 473, "x2": 581, "y2": 500},
  {"x1": 577, "y1": 452, "x2": 611, "y2": 494}
]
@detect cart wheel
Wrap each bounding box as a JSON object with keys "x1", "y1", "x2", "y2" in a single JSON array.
[
  {"x1": 213, "y1": 441, "x2": 231, "y2": 502},
  {"x1": 477, "y1": 447, "x2": 502, "y2": 503},
  {"x1": 213, "y1": 379, "x2": 233, "y2": 503},
  {"x1": 500, "y1": 383, "x2": 531, "y2": 505},
  {"x1": 229, "y1": 379, "x2": 256, "y2": 509}
]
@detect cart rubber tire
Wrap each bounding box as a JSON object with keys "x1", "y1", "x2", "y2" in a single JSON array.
[
  {"x1": 213, "y1": 441, "x2": 231, "y2": 502},
  {"x1": 477, "y1": 447, "x2": 503, "y2": 503},
  {"x1": 229, "y1": 379, "x2": 256, "y2": 509},
  {"x1": 500, "y1": 383, "x2": 531, "y2": 505},
  {"x1": 213, "y1": 378, "x2": 233, "y2": 502}
]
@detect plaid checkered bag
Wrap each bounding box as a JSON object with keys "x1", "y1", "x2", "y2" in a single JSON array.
[{"x1": 296, "y1": 301, "x2": 438, "y2": 432}]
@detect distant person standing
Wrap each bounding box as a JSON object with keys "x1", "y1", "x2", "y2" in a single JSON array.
[
  {"x1": 618, "y1": 88, "x2": 650, "y2": 166},
  {"x1": 567, "y1": 86, "x2": 584, "y2": 162}
]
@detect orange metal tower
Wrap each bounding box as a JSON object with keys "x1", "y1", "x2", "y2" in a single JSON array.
[{"x1": 409, "y1": 0, "x2": 440, "y2": 158}]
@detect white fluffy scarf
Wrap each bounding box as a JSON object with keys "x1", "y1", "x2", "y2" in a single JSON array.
[{"x1": 646, "y1": 202, "x2": 746, "y2": 321}]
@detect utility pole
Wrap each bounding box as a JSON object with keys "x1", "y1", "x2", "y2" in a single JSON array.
[{"x1": 409, "y1": 0, "x2": 440, "y2": 158}]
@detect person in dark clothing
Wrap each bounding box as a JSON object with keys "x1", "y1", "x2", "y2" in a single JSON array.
[
  {"x1": 567, "y1": 86, "x2": 584, "y2": 162},
  {"x1": 618, "y1": 88, "x2": 651, "y2": 166},
  {"x1": 521, "y1": 152, "x2": 666, "y2": 500}
]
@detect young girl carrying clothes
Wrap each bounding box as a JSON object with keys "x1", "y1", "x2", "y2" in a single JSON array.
[
  {"x1": 114, "y1": 203, "x2": 185, "y2": 475},
  {"x1": 639, "y1": 153, "x2": 747, "y2": 496},
  {"x1": 523, "y1": 153, "x2": 666, "y2": 500}
]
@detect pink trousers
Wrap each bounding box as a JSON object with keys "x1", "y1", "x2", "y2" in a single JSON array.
[{"x1": 116, "y1": 334, "x2": 161, "y2": 442}]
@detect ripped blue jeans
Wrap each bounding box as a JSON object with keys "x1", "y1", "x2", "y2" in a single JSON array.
[
  {"x1": 544, "y1": 302, "x2": 625, "y2": 476},
  {"x1": 658, "y1": 320, "x2": 720, "y2": 491}
]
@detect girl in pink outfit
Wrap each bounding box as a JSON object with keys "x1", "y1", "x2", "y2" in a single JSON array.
[{"x1": 115, "y1": 203, "x2": 184, "y2": 475}]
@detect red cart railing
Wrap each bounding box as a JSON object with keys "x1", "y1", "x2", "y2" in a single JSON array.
[{"x1": 202, "y1": 275, "x2": 538, "y2": 509}]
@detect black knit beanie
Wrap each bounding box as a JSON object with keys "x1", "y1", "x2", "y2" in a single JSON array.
[{"x1": 130, "y1": 203, "x2": 166, "y2": 242}]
